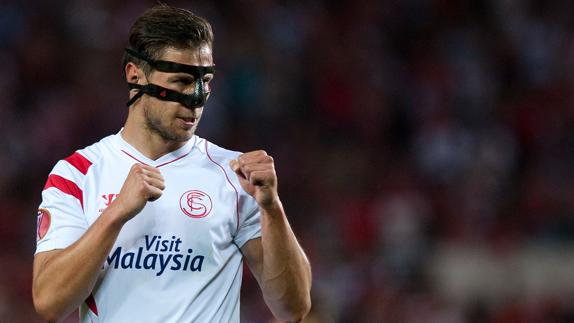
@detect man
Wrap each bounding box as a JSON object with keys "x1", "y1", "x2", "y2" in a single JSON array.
[{"x1": 32, "y1": 5, "x2": 311, "y2": 322}]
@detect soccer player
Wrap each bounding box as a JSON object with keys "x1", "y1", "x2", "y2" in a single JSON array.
[{"x1": 32, "y1": 5, "x2": 311, "y2": 322}]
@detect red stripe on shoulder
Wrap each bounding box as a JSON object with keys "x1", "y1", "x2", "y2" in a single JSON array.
[
  {"x1": 85, "y1": 293, "x2": 98, "y2": 316},
  {"x1": 43, "y1": 174, "x2": 84, "y2": 209},
  {"x1": 64, "y1": 152, "x2": 92, "y2": 175}
]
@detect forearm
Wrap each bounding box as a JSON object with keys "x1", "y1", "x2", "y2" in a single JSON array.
[
  {"x1": 230, "y1": 151, "x2": 312, "y2": 320},
  {"x1": 259, "y1": 200, "x2": 312, "y2": 322},
  {"x1": 33, "y1": 205, "x2": 125, "y2": 321}
]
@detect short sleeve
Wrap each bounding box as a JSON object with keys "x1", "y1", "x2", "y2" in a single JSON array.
[
  {"x1": 233, "y1": 194, "x2": 261, "y2": 247},
  {"x1": 35, "y1": 188, "x2": 88, "y2": 254},
  {"x1": 35, "y1": 158, "x2": 90, "y2": 254}
]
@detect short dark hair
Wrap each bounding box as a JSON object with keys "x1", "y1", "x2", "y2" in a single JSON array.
[{"x1": 122, "y1": 4, "x2": 213, "y2": 78}]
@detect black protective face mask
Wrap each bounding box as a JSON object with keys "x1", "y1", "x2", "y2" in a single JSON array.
[{"x1": 125, "y1": 48, "x2": 215, "y2": 109}]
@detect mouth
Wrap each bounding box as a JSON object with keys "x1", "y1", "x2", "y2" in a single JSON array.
[{"x1": 177, "y1": 116, "x2": 198, "y2": 128}]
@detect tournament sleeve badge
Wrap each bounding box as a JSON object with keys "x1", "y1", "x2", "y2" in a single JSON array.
[{"x1": 36, "y1": 208, "x2": 51, "y2": 241}]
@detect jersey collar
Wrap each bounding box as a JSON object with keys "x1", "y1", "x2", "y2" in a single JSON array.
[{"x1": 114, "y1": 129, "x2": 198, "y2": 167}]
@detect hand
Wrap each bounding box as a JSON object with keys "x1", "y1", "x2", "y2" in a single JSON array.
[
  {"x1": 111, "y1": 164, "x2": 165, "y2": 223},
  {"x1": 230, "y1": 150, "x2": 279, "y2": 209}
]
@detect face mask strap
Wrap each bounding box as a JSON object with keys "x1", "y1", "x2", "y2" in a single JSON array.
[
  {"x1": 124, "y1": 48, "x2": 213, "y2": 109},
  {"x1": 125, "y1": 48, "x2": 215, "y2": 77},
  {"x1": 126, "y1": 82, "x2": 210, "y2": 109}
]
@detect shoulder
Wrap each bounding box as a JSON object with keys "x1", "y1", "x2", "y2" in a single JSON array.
[
  {"x1": 75, "y1": 134, "x2": 118, "y2": 165},
  {"x1": 48, "y1": 133, "x2": 117, "y2": 179},
  {"x1": 194, "y1": 136, "x2": 248, "y2": 192},
  {"x1": 195, "y1": 136, "x2": 242, "y2": 165},
  {"x1": 43, "y1": 134, "x2": 116, "y2": 206}
]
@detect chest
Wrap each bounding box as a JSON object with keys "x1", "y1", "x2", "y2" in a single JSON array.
[{"x1": 83, "y1": 157, "x2": 239, "y2": 251}]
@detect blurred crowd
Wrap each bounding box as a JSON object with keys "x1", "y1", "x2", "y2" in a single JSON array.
[{"x1": 1, "y1": 0, "x2": 574, "y2": 322}]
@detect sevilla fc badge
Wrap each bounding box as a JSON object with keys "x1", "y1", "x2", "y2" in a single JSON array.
[{"x1": 180, "y1": 190, "x2": 212, "y2": 218}]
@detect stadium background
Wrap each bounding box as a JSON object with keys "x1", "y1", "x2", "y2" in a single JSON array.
[{"x1": 1, "y1": 0, "x2": 574, "y2": 322}]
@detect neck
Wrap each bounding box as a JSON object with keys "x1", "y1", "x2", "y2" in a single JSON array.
[{"x1": 122, "y1": 111, "x2": 188, "y2": 161}]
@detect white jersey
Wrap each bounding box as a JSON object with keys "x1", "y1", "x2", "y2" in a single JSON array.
[{"x1": 35, "y1": 131, "x2": 261, "y2": 323}]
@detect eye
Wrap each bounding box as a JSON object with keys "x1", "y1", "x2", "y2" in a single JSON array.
[{"x1": 176, "y1": 78, "x2": 193, "y2": 85}]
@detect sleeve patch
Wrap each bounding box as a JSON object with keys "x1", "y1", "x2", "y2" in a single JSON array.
[{"x1": 37, "y1": 208, "x2": 51, "y2": 241}]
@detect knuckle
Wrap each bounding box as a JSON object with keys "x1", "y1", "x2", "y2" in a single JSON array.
[
  {"x1": 238, "y1": 155, "x2": 247, "y2": 164},
  {"x1": 140, "y1": 174, "x2": 150, "y2": 183}
]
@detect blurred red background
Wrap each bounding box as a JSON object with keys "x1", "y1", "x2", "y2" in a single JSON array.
[{"x1": 1, "y1": 1, "x2": 574, "y2": 322}]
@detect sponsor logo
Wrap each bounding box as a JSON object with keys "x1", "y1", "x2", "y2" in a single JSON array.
[
  {"x1": 105, "y1": 235, "x2": 205, "y2": 276},
  {"x1": 102, "y1": 193, "x2": 119, "y2": 207},
  {"x1": 99, "y1": 193, "x2": 119, "y2": 213},
  {"x1": 37, "y1": 208, "x2": 51, "y2": 240},
  {"x1": 179, "y1": 190, "x2": 212, "y2": 218}
]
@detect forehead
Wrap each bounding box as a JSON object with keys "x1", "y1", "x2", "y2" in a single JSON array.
[{"x1": 158, "y1": 44, "x2": 213, "y2": 67}]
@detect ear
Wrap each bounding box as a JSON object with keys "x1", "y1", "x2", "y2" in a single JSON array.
[{"x1": 125, "y1": 62, "x2": 144, "y2": 83}]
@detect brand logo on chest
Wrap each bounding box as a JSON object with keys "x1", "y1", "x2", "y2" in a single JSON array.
[
  {"x1": 99, "y1": 193, "x2": 119, "y2": 213},
  {"x1": 179, "y1": 190, "x2": 212, "y2": 218},
  {"x1": 102, "y1": 193, "x2": 119, "y2": 206}
]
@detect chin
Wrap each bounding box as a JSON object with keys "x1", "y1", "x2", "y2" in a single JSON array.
[
  {"x1": 173, "y1": 132, "x2": 194, "y2": 142},
  {"x1": 154, "y1": 127, "x2": 193, "y2": 143},
  {"x1": 176, "y1": 128, "x2": 196, "y2": 141}
]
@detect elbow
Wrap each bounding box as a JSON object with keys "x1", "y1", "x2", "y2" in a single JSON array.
[
  {"x1": 33, "y1": 289, "x2": 66, "y2": 322},
  {"x1": 292, "y1": 297, "x2": 312, "y2": 323},
  {"x1": 275, "y1": 293, "x2": 312, "y2": 323},
  {"x1": 33, "y1": 297, "x2": 58, "y2": 322}
]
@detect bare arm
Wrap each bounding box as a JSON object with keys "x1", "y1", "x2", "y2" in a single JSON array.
[
  {"x1": 231, "y1": 151, "x2": 312, "y2": 322},
  {"x1": 32, "y1": 164, "x2": 165, "y2": 322},
  {"x1": 33, "y1": 207, "x2": 125, "y2": 321}
]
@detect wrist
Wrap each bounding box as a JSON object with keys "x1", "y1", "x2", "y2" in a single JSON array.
[
  {"x1": 259, "y1": 197, "x2": 283, "y2": 215},
  {"x1": 101, "y1": 202, "x2": 130, "y2": 228}
]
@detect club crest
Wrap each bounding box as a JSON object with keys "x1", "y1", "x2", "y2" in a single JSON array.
[{"x1": 179, "y1": 190, "x2": 212, "y2": 218}]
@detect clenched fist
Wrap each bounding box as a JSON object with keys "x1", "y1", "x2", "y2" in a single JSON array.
[
  {"x1": 111, "y1": 163, "x2": 165, "y2": 223},
  {"x1": 230, "y1": 150, "x2": 279, "y2": 209}
]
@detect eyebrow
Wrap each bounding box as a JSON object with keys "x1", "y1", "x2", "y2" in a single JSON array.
[
  {"x1": 126, "y1": 48, "x2": 215, "y2": 75},
  {"x1": 167, "y1": 73, "x2": 213, "y2": 80},
  {"x1": 167, "y1": 74, "x2": 194, "y2": 81}
]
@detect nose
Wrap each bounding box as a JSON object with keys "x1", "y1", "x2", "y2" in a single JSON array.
[{"x1": 180, "y1": 79, "x2": 209, "y2": 110}]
